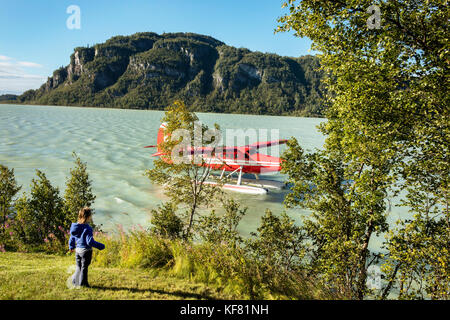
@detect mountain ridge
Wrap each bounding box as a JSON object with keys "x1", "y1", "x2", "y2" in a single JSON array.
[
  {"x1": 0, "y1": 94, "x2": 18, "y2": 102},
  {"x1": 18, "y1": 32, "x2": 325, "y2": 116}
]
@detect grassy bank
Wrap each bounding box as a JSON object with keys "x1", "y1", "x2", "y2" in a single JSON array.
[
  {"x1": 0, "y1": 232, "x2": 330, "y2": 300},
  {"x1": 0, "y1": 252, "x2": 238, "y2": 300},
  {"x1": 89, "y1": 231, "x2": 331, "y2": 300}
]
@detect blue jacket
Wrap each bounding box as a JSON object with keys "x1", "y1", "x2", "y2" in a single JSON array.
[{"x1": 68, "y1": 223, "x2": 105, "y2": 250}]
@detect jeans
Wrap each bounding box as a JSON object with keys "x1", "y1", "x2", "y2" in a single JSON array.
[{"x1": 72, "y1": 249, "x2": 92, "y2": 287}]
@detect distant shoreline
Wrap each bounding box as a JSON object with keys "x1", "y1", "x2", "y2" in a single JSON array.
[{"x1": 1, "y1": 102, "x2": 326, "y2": 119}]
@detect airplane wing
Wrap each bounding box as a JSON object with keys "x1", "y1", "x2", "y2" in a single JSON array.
[
  {"x1": 213, "y1": 140, "x2": 288, "y2": 152},
  {"x1": 146, "y1": 145, "x2": 220, "y2": 155},
  {"x1": 246, "y1": 139, "x2": 288, "y2": 150},
  {"x1": 145, "y1": 139, "x2": 288, "y2": 155}
]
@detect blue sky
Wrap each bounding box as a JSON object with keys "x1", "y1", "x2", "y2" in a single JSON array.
[{"x1": 0, "y1": 0, "x2": 313, "y2": 95}]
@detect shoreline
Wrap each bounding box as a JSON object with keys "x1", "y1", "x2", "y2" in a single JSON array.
[{"x1": 0, "y1": 101, "x2": 325, "y2": 119}]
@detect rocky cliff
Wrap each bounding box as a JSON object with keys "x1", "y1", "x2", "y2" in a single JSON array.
[{"x1": 19, "y1": 32, "x2": 325, "y2": 116}]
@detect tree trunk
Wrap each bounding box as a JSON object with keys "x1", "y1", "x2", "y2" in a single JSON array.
[
  {"x1": 381, "y1": 263, "x2": 400, "y2": 300},
  {"x1": 356, "y1": 220, "x2": 373, "y2": 299},
  {"x1": 185, "y1": 199, "x2": 197, "y2": 240}
]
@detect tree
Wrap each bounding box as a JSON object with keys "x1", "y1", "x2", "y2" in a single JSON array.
[
  {"x1": 145, "y1": 100, "x2": 223, "y2": 239},
  {"x1": 197, "y1": 198, "x2": 247, "y2": 247},
  {"x1": 14, "y1": 170, "x2": 66, "y2": 245},
  {"x1": 248, "y1": 209, "x2": 305, "y2": 273},
  {"x1": 282, "y1": 140, "x2": 389, "y2": 299},
  {"x1": 244, "y1": 209, "x2": 310, "y2": 299},
  {"x1": 381, "y1": 183, "x2": 449, "y2": 299},
  {"x1": 64, "y1": 152, "x2": 97, "y2": 227},
  {"x1": 278, "y1": 0, "x2": 448, "y2": 299},
  {"x1": 0, "y1": 165, "x2": 21, "y2": 240},
  {"x1": 150, "y1": 202, "x2": 183, "y2": 239}
]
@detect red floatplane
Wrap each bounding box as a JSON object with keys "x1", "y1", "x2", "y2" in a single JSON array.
[{"x1": 145, "y1": 123, "x2": 287, "y2": 194}]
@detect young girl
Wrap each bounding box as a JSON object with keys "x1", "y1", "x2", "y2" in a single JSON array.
[{"x1": 68, "y1": 207, "x2": 105, "y2": 288}]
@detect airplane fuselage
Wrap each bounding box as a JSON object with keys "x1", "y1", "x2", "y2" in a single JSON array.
[{"x1": 202, "y1": 152, "x2": 282, "y2": 174}]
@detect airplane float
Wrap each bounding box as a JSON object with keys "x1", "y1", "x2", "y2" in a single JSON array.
[{"x1": 145, "y1": 123, "x2": 287, "y2": 194}]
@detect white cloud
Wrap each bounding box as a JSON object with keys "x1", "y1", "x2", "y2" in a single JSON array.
[
  {"x1": 0, "y1": 62, "x2": 14, "y2": 67},
  {"x1": 0, "y1": 55, "x2": 46, "y2": 95},
  {"x1": 17, "y1": 61, "x2": 43, "y2": 68}
]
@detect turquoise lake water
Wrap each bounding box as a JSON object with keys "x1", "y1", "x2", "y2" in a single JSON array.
[{"x1": 0, "y1": 104, "x2": 406, "y2": 249}]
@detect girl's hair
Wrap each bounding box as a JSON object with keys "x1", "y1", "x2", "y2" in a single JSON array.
[{"x1": 78, "y1": 207, "x2": 92, "y2": 224}]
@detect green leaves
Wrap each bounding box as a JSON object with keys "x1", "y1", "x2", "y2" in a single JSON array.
[
  {"x1": 2, "y1": 155, "x2": 98, "y2": 253},
  {"x1": 64, "y1": 152, "x2": 96, "y2": 225},
  {"x1": 278, "y1": 0, "x2": 449, "y2": 299},
  {"x1": 145, "y1": 101, "x2": 224, "y2": 240},
  {"x1": 249, "y1": 210, "x2": 305, "y2": 271},
  {"x1": 16, "y1": 170, "x2": 66, "y2": 246},
  {"x1": 150, "y1": 202, "x2": 183, "y2": 240},
  {"x1": 0, "y1": 165, "x2": 21, "y2": 248},
  {"x1": 197, "y1": 198, "x2": 247, "y2": 247},
  {"x1": 282, "y1": 142, "x2": 388, "y2": 298}
]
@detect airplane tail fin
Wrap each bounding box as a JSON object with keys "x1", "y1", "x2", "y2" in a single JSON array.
[
  {"x1": 144, "y1": 122, "x2": 168, "y2": 154},
  {"x1": 156, "y1": 122, "x2": 167, "y2": 153}
]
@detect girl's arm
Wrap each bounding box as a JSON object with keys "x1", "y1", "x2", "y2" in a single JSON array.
[
  {"x1": 68, "y1": 234, "x2": 76, "y2": 250},
  {"x1": 86, "y1": 228, "x2": 105, "y2": 250}
]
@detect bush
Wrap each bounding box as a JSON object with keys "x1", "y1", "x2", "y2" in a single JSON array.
[
  {"x1": 64, "y1": 152, "x2": 100, "y2": 231},
  {"x1": 90, "y1": 224, "x2": 328, "y2": 299},
  {"x1": 92, "y1": 228, "x2": 173, "y2": 269},
  {"x1": 196, "y1": 198, "x2": 246, "y2": 247},
  {"x1": 149, "y1": 202, "x2": 183, "y2": 239},
  {"x1": 2, "y1": 155, "x2": 98, "y2": 254},
  {"x1": 12, "y1": 170, "x2": 67, "y2": 250},
  {"x1": 0, "y1": 164, "x2": 21, "y2": 251}
]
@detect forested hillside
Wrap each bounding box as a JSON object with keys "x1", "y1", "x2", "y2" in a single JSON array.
[{"x1": 18, "y1": 32, "x2": 324, "y2": 116}]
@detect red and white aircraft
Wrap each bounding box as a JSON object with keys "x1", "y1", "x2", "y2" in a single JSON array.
[{"x1": 145, "y1": 123, "x2": 287, "y2": 194}]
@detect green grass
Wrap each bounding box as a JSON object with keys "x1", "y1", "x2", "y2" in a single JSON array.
[{"x1": 0, "y1": 252, "x2": 238, "y2": 300}]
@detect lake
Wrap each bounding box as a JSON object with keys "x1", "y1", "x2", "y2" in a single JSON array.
[
  {"x1": 0, "y1": 104, "x2": 406, "y2": 249},
  {"x1": 0, "y1": 104, "x2": 325, "y2": 229}
]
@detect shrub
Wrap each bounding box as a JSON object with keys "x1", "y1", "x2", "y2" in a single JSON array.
[
  {"x1": 12, "y1": 170, "x2": 66, "y2": 250},
  {"x1": 90, "y1": 201, "x2": 332, "y2": 299},
  {"x1": 64, "y1": 152, "x2": 97, "y2": 229},
  {"x1": 92, "y1": 229, "x2": 173, "y2": 269},
  {"x1": 196, "y1": 198, "x2": 246, "y2": 247},
  {"x1": 2, "y1": 156, "x2": 98, "y2": 253},
  {"x1": 149, "y1": 202, "x2": 183, "y2": 239},
  {"x1": 0, "y1": 164, "x2": 21, "y2": 251}
]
